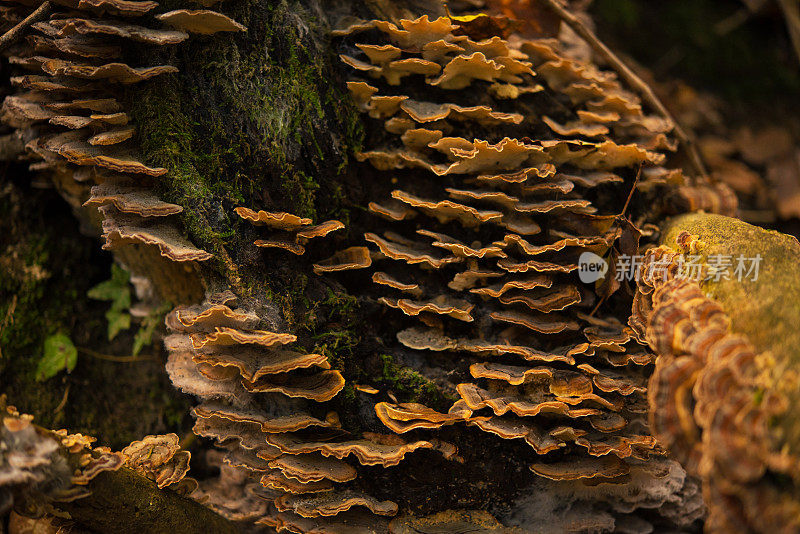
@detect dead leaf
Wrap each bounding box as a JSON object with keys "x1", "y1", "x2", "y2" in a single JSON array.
[
  {"x1": 767, "y1": 149, "x2": 800, "y2": 219},
  {"x1": 711, "y1": 160, "x2": 763, "y2": 196},
  {"x1": 617, "y1": 216, "x2": 641, "y2": 258},
  {"x1": 734, "y1": 126, "x2": 794, "y2": 166},
  {"x1": 596, "y1": 249, "x2": 621, "y2": 300},
  {"x1": 449, "y1": 13, "x2": 523, "y2": 40},
  {"x1": 484, "y1": 0, "x2": 561, "y2": 38}
]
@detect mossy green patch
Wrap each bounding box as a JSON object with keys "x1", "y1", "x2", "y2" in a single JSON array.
[
  {"x1": 0, "y1": 182, "x2": 92, "y2": 369},
  {"x1": 125, "y1": 0, "x2": 363, "y2": 293},
  {"x1": 0, "y1": 178, "x2": 191, "y2": 448},
  {"x1": 309, "y1": 288, "x2": 361, "y2": 368},
  {"x1": 378, "y1": 354, "x2": 454, "y2": 411},
  {"x1": 661, "y1": 212, "x2": 800, "y2": 456},
  {"x1": 118, "y1": 0, "x2": 464, "y2": 439},
  {"x1": 661, "y1": 213, "x2": 800, "y2": 366}
]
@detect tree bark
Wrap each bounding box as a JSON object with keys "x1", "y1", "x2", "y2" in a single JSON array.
[{"x1": 59, "y1": 468, "x2": 237, "y2": 534}]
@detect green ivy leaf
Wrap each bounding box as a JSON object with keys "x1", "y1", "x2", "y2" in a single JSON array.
[
  {"x1": 132, "y1": 301, "x2": 171, "y2": 356},
  {"x1": 87, "y1": 279, "x2": 120, "y2": 301},
  {"x1": 132, "y1": 329, "x2": 148, "y2": 357},
  {"x1": 87, "y1": 265, "x2": 130, "y2": 301},
  {"x1": 108, "y1": 288, "x2": 131, "y2": 313},
  {"x1": 106, "y1": 309, "x2": 131, "y2": 341},
  {"x1": 88, "y1": 265, "x2": 132, "y2": 340},
  {"x1": 36, "y1": 333, "x2": 77, "y2": 381}
]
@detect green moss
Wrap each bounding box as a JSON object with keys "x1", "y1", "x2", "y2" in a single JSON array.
[
  {"x1": 661, "y1": 213, "x2": 800, "y2": 457},
  {"x1": 0, "y1": 192, "x2": 87, "y2": 367},
  {"x1": 314, "y1": 329, "x2": 359, "y2": 366},
  {"x1": 340, "y1": 382, "x2": 358, "y2": 404},
  {"x1": 0, "y1": 180, "x2": 191, "y2": 448},
  {"x1": 661, "y1": 213, "x2": 800, "y2": 366},
  {"x1": 60, "y1": 466, "x2": 238, "y2": 534},
  {"x1": 283, "y1": 171, "x2": 320, "y2": 221},
  {"x1": 308, "y1": 288, "x2": 360, "y2": 366},
  {"x1": 378, "y1": 354, "x2": 453, "y2": 410},
  {"x1": 118, "y1": 0, "x2": 375, "y2": 436},
  {"x1": 125, "y1": 0, "x2": 364, "y2": 291}
]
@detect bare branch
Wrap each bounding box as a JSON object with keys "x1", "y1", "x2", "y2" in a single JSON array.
[
  {"x1": 778, "y1": 0, "x2": 800, "y2": 67},
  {"x1": 0, "y1": 2, "x2": 53, "y2": 53}
]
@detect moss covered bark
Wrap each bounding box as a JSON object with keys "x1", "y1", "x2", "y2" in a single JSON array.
[
  {"x1": 107, "y1": 1, "x2": 538, "y2": 515},
  {"x1": 119, "y1": 0, "x2": 453, "y2": 428},
  {"x1": 59, "y1": 467, "x2": 237, "y2": 534},
  {"x1": 0, "y1": 172, "x2": 191, "y2": 449},
  {"x1": 123, "y1": 0, "x2": 365, "y2": 293},
  {"x1": 662, "y1": 213, "x2": 800, "y2": 457},
  {"x1": 661, "y1": 213, "x2": 800, "y2": 376}
]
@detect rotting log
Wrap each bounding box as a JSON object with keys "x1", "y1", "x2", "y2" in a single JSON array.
[
  {"x1": 58, "y1": 467, "x2": 238, "y2": 534},
  {"x1": 633, "y1": 213, "x2": 800, "y2": 532},
  {"x1": 3, "y1": 0, "x2": 794, "y2": 532}
]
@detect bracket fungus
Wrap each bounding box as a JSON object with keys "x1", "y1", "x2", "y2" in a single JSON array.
[
  {"x1": 325, "y1": 10, "x2": 733, "y2": 532},
  {"x1": 1, "y1": 411, "x2": 78, "y2": 517},
  {"x1": 632, "y1": 213, "x2": 800, "y2": 532},
  {"x1": 163, "y1": 292, "x2": 431, "y2": 527},
  {"x1": 121, "y1": 433, "x2": 194, "y2": 490},
  {"x1": 237, "y1": 206, "x2": 344, "y2": 257},
  {"x1": 155, "y1": 10, "x2": 246, "y2": 34},
  {"x1": 0, "y1": 0, "x2": 231, "y2": 304},
  {"x1": 0, "y1": 1, "x2": 762, "y2": 532},
  {"x1": 0, "y1": 405, "x2": 144, "y2": 521}
]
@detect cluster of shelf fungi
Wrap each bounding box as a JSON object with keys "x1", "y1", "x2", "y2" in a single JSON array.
[{"x1": 3, "y1": 0, "x2": 792, "y2": 532}]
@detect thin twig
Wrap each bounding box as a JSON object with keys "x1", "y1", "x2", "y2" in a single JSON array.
[
  {"x1": 778, "y1": 0, "x2": 800, "y2": 67},
  {"x1": 78, "y1": 347, "x2": 155, "y2": 363},
  {"x1": 714, "y1": 7, "x2": 751, "y2": 36},
  {"x1": 0, "y1": 1, "x2": 53, "y2": 53},
  {"x1": 54, "y1": 383, "x2": 70, "y2": 414},
  {"x1": 618, "y1": 163, "x2": 642, "y2": 217},
  {"x1": 588, "y1": 293, "x2": 607, "y2": 318},
  {"x1": 540, "y1": 0, "x2": 710, "y2": 181},
  {"x1": 178, "y1": 432, "x2": 196, "y2": 450}
]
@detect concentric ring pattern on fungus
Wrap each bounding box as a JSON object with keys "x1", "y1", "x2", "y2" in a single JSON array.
[
  {"x1": 633, "y1": 214, "x2": 800, "y2": 533},
  {"x1": 315, "y1": 12, "x2": 720, "y2": 533},
  {"x1": 0, "y1": 0, "x2": 230, "y2": 302}
]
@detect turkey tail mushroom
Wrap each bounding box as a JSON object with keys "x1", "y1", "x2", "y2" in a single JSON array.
[
  {"x1": 0, "y1": 0, "x2": 233, "y2": 302},
  {"x1": 0, "y1": 1, "x2": 757, "y2": 532},
  {"x1": 163, "y1": 291, "x2": 434, "y2": 528},
  {"x1": 633, "y1": 213, "x2": 800, "y2": 533},
  {"x1": 326, "y1": 11, "x2": 721, "y2": 532}
]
